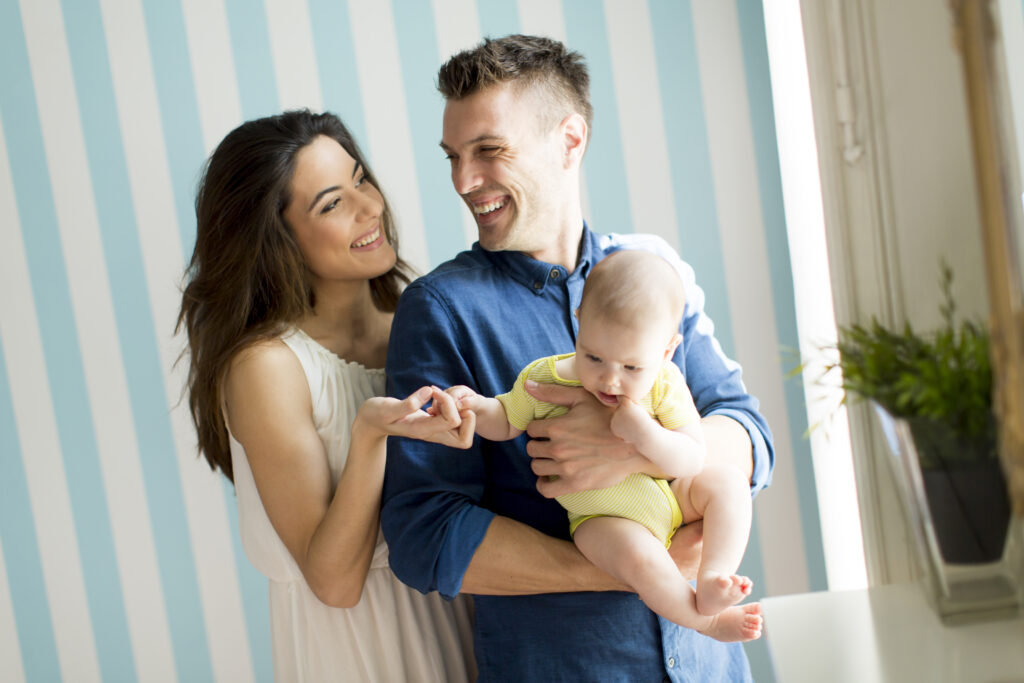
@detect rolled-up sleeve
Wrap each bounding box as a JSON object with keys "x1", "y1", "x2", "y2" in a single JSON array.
[
  {"x1": 677, "y1": 260, "x2": 774, "y2": 495},
  {"x1": 380, "y1": 282, "x2": 495, "y2": 599}
]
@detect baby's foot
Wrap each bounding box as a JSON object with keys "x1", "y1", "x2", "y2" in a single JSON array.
[
  {"x1": 698, "y1": 602, "x2": 763, "y2": 643},
  {"x1": 696, "y1": 572, "x2": 753, "y2": 615}
]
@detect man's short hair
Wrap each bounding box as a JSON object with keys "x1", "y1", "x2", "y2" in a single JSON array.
[{"x1": 437, "y1": 34, "x2": 593, "y2": 140}]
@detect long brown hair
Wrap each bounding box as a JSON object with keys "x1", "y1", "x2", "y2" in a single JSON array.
[{"x1": 177, "y1": 110, "x2": 412, "y2": 482}]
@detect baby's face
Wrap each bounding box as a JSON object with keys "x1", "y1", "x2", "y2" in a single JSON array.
[{"x1": 574, "y1": 312, "x2": 679, "y2": 407}]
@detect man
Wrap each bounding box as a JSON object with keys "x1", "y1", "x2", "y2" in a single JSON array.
[{"x1": 381, "y1": 34, "x2": 774, "y2": 681}]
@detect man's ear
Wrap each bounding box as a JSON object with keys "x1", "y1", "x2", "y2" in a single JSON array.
[
  {"x1": 664, "y1": 333, "x2": 683, "y2": 361},
  {"x1": 560, "y1": 112, "x2": 588, "y2": 169}
]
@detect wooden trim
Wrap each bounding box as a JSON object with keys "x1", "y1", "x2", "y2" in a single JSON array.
[{"x1": 950, "y1": 0, "x2": 1024, "y2": 517}]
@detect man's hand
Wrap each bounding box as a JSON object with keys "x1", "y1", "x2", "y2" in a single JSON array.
[{"x1": 524, "y1": 381, "x2": 652, "y2": 497}]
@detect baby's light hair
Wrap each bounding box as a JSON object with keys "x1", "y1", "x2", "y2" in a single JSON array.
[{"x1": 578, "y1": 250, "x2": 686, "y2": 339}]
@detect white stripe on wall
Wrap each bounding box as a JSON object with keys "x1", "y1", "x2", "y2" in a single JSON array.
[
  {"x1": 0, "y1": 114, "x2": 102, "y2": 683},
  {"x1": 181, "y1": 0, "x2": 243, "y2": 154},
  {"x1": 692, "y1": 0, "x2": 809, "y2": 597},
  {"x1": 99, "y1": 1, "x2": 257, "y2": 681},
  {"x1": 517, "y1": 0, "x2": 567, "y2": 42},
  {"x1": 603, "y1": 0, "x2": 679, "y2": 249},
  {"x1": 265, "y1": 0, "x2": 323, "y2": 112},
  {"x1": 0, "y1": 537, "x2": 26, "y2": 683},
  {"x1": 19, "y1": 1, "x2": 179, "y2": 680},
  {"x1": 347, "y1": 0, "x2": 431, "y2": 273},
  {"x1": 432, "y1": 0, "x2": 483, "y2": 250}
]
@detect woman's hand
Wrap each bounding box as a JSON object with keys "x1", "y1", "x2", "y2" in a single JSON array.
[{"x1": 358, "y1": 385, "x2": 476, "y2": 449}]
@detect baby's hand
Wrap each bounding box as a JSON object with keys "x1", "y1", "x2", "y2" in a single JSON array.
[
  {"x1": 439, "y1": 385, "x2": 488, "y2": 413},
  {"x1": 609, "y1": 397, "x2": 654, "y2": 445}
]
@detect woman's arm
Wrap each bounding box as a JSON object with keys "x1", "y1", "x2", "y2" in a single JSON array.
[
  {"x1": 225, "y1": 341, "x2": 471, "y2": 608},
  {"x1": 225, "y1": 340, "x2": 380, "y2": 607}
]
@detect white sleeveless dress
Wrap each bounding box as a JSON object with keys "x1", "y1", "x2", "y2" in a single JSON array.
[{"x1": 228, "y1": 328, "x2": 476, "y2": 682}]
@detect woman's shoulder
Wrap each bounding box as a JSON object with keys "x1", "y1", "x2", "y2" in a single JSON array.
[
  {"x1": 223, "y1": 335, "x2": 313, "y2": 439},
  {"x1": 226, "y1": 336, "x2": 306, "y2": 398}
]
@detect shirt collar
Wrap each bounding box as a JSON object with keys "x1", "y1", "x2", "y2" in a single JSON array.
[{"x1": 476, "y1": 222, "x2": 599, "y2": 295}]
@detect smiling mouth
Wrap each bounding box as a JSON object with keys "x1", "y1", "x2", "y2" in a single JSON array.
[
  {"x1": 472, "y1": 197, "x2": 507, "y2": 215},
  {"x1": 351, "y1": 226, "x2": 381, "y2": 248},
  {"x1": 596, "y1": 391, "x2": 620, "y2": 405}
]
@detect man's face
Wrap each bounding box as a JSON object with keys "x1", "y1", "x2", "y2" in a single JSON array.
[{"x1": 441, "y1": 83, "x2": 568, "y2": 257}]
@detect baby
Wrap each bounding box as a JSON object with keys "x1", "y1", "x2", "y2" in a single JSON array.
[{"x1": 445, "y1": 250, "x2": 762, "y2": 642}]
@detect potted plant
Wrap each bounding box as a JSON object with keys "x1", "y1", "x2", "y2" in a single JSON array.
[{"x1": 827, "y1": 263, "x2": 1010, "y2": 564}]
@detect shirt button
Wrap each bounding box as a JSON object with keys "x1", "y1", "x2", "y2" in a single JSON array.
[
  {"x1": 667, "y1": 657, "x2": 675, "y2": 668},
  {"x1": 533, "y1": 281, "x2": 543, "y2": 290},
  {"x1": 550, "y1": 268, "x2": 560, "y2": 279}
]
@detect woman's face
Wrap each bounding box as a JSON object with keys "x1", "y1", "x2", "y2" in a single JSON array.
[{"x1": 282, "y1": 135, "x2": 396, "y2": 287}]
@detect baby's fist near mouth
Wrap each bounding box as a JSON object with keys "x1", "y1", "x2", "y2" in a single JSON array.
[{"x1": 608, "y1": 396, "x2": 649, "y2": 444}]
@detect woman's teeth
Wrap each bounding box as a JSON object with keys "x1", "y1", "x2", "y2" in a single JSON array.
[
  {"x1": 352, "y1": 227, "x2": 380, "y2": 247},
  {"x1": 474, "y1": 199, "x2": 506, "y2": 215}
]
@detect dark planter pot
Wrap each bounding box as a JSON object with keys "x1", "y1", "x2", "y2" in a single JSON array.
[{"x1": 907, "y1": 417, "x2": 1011, "y2": 564}]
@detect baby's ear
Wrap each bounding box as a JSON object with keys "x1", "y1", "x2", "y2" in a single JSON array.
[{"x1": 664, "y1": 333, "x2": 683, "y2": 360}]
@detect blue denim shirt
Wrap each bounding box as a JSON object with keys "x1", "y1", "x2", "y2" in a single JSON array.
[{"x1": 382, "y1": 227, "x2": 773, "y2": 682}]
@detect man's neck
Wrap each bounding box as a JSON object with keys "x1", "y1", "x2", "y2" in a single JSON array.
[{"x1": 526, "y1": 219, "x2": 585, "y2": 272}]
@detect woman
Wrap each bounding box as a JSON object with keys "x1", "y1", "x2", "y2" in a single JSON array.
[{"x1": 177, "y1": 110, "x2": 476, "y2": 682}]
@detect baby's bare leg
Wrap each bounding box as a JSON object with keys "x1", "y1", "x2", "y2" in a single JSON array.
[
  {"x1": 674, "y1": 464, "x2": 754, "y2": 615},
  {"x1": 573, "y1": 516, "x2": 762, "y2": 642}
]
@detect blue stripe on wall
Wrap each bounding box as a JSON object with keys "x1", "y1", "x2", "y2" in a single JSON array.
[
  {"x1": 59, "y1": 2, "x2": 219, "y2": 680},
  {"x1": 0, "y1": 339, "x2": 61, "y2": 683},
  {"x1": 476, "y1": 0, "x2": 519, "y2": 38},
  {"x1": 0, "y1": 4, "x2": 135, "y2": 680},
  {"x1": 562, "y1": 0, "x2": 634, "y2": 236},
  {"x1": 392, "y1": 0, "x2": 469, "y2": 267},
  {"x1": 739, "y1": 526, "x2": 774, "y2": 683},
  {"x1": 224, "y1": 0, "x2": 279, "y2": 121},
  {"x1": 649, "y1": 0, "x2": 736, "y2": 354},
  {"x1": 308, "y1": 0, "x2": 368, "y2": 143},
  {"x1": 735, "y1": 0, "x2": 827, "y2": 592},
  {"x1": 139, "y1": 0, "x2": 207, "y2": 257}
]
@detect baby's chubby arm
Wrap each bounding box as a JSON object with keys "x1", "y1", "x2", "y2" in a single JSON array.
[
  {"x1": 611, "y1": 397, "x2": 706, "y2": 481},
  {"x1": 444, "y1": 386, "x2": 524, "y2": 443}
]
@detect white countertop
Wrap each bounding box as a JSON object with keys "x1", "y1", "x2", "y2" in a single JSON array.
[{"x1": 761, "y1": 583, "x2": 1024, "y2": 682}]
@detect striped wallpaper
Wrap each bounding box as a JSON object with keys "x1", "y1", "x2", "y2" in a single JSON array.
[{"x1": 0, "y1": 1, "x2": 821, "y2": 681}]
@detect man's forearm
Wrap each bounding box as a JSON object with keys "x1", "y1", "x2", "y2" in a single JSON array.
[
  {"x1": 701, "y1": 414, "x2": 754, "y2": 481},
  {"x1": 459, "y1": 516, "x2": 629, "y2": 595}
]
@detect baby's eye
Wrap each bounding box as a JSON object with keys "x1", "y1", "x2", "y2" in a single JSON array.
[
  {"x1": 586, "y1": 354, "x2": 602, "y2": 364},
  {"x1": 625, "y1": 365, "x2": 642, "y2": 372}
]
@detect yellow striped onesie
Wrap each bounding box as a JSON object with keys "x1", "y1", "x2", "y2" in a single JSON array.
[{"x1": 496, "y1": 352, "x2": 697, "y2": 547}]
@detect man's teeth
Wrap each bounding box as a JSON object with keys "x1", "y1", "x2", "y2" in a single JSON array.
[
  {"x1": 352, "y1": 227, "x2": 380, "y2": 247},
  {"x1": 473, "y1": 199, "x2": 506, "y2": 215}
]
